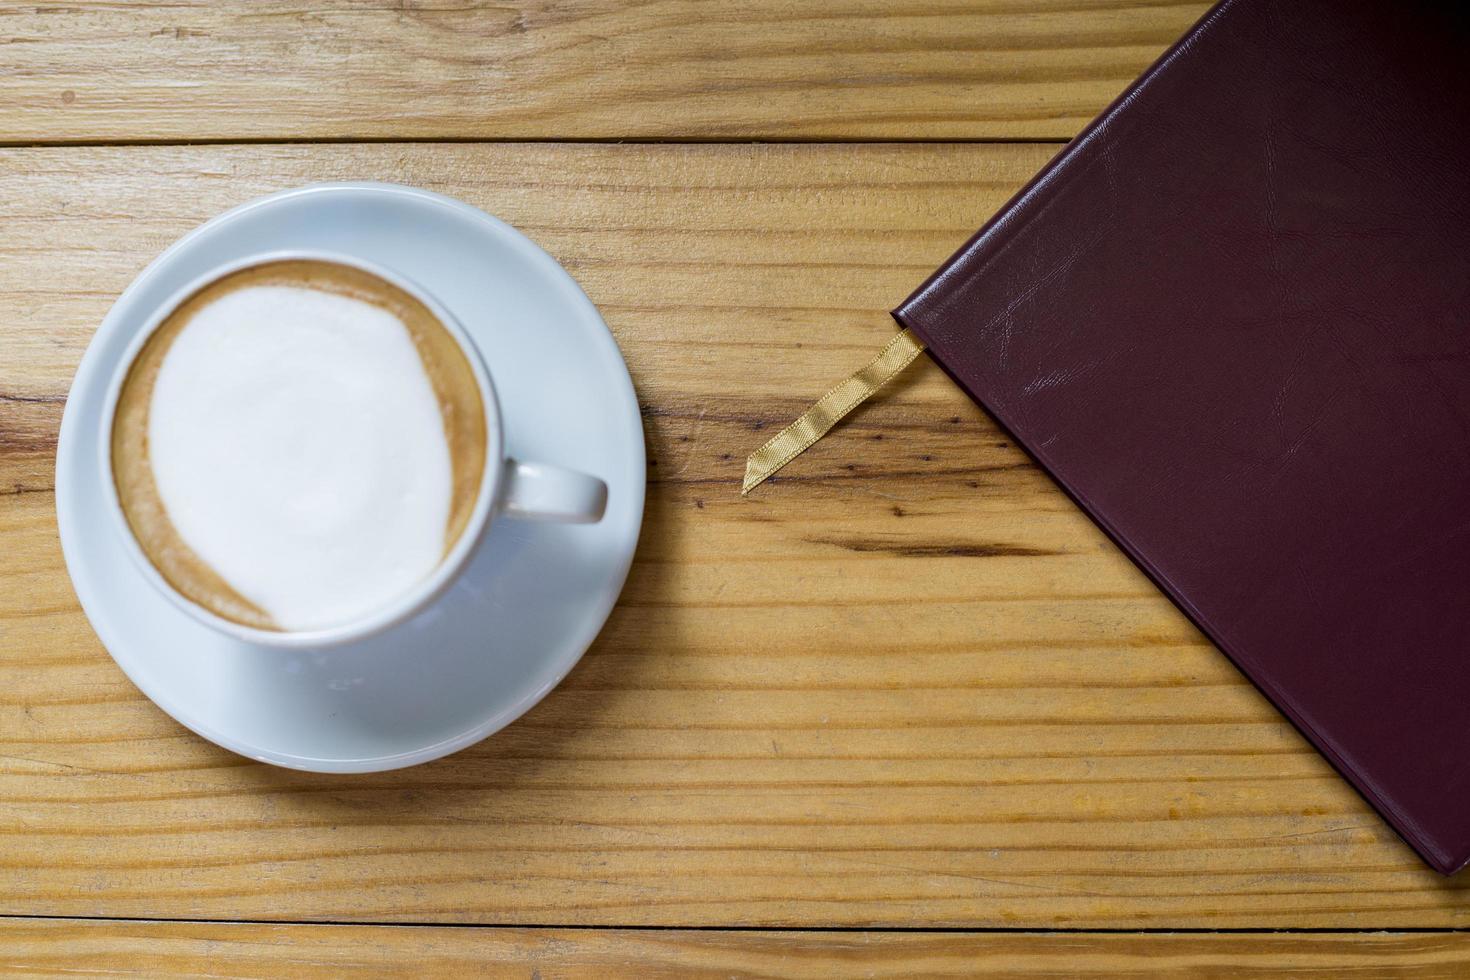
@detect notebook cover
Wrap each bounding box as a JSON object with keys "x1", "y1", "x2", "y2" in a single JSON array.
[{"x1": 892, "y1": 0, "x2": 1470, "y2": 873}]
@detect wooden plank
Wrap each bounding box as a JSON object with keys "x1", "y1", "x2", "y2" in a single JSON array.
[
  {"x1": 1, "y1": 1, "x2": 1209, "y2": 143},
  {"x1": 4, "y1": 921, "x2": 1470, "y2": 978},
  {"x1": 2, "y1": 143, "x2": 1468, "y2": 928}
]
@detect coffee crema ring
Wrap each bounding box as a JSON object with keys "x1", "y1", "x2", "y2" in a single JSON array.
[{"x1": 110, "y1": 259, "x2": 488, "y2": 632}]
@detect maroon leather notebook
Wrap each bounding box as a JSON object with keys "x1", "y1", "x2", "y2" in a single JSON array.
[{"x1": 893, "y1": 0, "x2": 1470, "y2": 873}]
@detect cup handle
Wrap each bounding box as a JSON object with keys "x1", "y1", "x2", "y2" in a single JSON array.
[{"x1": 499, "y1": 458, "x2": 608, "y2": 524}]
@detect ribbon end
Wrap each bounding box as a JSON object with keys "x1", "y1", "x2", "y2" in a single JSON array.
[
  {"x1": 738, "y1": 328, "x2": 926, "y2": 497},
  {"x1": 740, "y1": 459, "x2": 764, "y2": 495}
]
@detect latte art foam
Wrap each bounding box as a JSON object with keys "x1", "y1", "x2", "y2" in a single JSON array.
[{"x1": 110, "y1": 260, "x2": 488, "y2": 632}]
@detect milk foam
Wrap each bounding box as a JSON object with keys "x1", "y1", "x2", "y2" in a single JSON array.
[{"x1": 147, "y1": 285, "x2": 456, "y2": 631}]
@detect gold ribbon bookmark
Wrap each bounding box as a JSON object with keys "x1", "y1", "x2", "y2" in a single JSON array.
[{"x1": 742, "y1": 328, "x2": 927, "y2": 494}]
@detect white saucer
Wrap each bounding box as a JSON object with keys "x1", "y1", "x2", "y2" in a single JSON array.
[{"x1": 55, "y1": 183, "x2": 645, "y2": 773}]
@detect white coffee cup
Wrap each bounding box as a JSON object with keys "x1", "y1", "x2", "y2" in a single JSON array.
[{"x1": 97, "y1": 250, "x2": 608, "y2": 649}]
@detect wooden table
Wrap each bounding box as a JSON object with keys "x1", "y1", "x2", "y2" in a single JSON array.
[{"x1": 3, "y1": 2, "x2": 1469, "y2": 975}]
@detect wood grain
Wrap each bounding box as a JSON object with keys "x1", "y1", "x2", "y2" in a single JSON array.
[
  {"x1": 6, "y1": 921, "x2": 1470, "y2": 979},
  {"x1": 0, "y1": 0, "x2": 1209, "y2": 143},
  {"x1": 4, "y1": 143, "x2": 1470, "y2": 928}
]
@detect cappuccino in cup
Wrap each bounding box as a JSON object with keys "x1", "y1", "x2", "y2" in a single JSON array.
[{"x1": 109, "y1": 259, "x2": 488, "y2": 633}]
